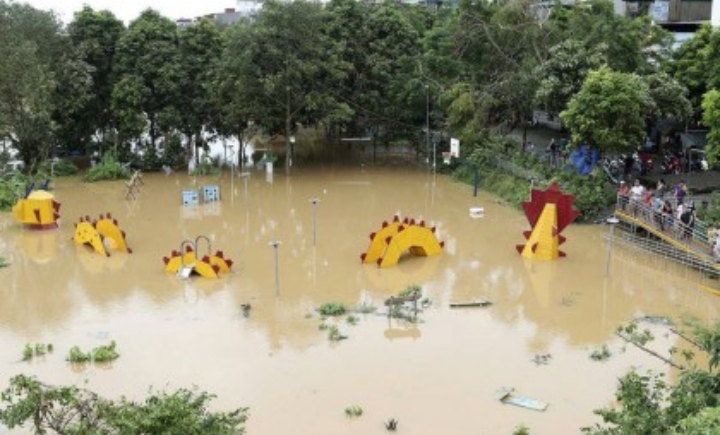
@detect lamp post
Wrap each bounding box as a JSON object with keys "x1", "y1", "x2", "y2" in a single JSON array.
[
  {"x1": 425, "y1": 85, "x2": 430, "y2": 167},
  {"x1": 309, "y1": 197, "x2": 320, "y2": 246},
  {"x1": 605, "y1": 216, "x2": 620, "y2": 277},
  {"x1": 432, "y1": 133, "x2": 439, "y2": 172},
  {"x1": 269, "y1": 240, "x2": 282, "y2": 295}
]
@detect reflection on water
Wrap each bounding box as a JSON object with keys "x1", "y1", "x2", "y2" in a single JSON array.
[{"x1": 0, "y1": 166, "x2": 718, "y2": 435}]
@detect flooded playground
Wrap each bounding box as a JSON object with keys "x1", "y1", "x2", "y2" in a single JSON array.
[{"x1": 0, "y1": 166, "x2": 718, "y2": 435}]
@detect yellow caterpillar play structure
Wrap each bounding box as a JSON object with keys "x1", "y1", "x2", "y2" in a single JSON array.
[
  {"x1": 13, "y1": 185, "x2": 61, "y2": 229},
  {"x1": 361, "y1": 216, "x2": 444, "y2": 268},
  {"x1": 163, "y1": 237, "x2": 233, "y2": 279},
  {"x1": 73, "y1": 213, "x2": 132, "y2": 257}
]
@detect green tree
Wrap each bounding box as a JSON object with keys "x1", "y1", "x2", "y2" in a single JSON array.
[
  {"x1": 643, "y1": 71, "x2": 692, "y2": 123},
  {"x1": 112, "y1": 9, "x2": 180, "y2": 150},
  {"x1": 561, "y1": 67, "x2": 651, "y2": 153},
  {"x1": 174, "y1": 20, "x2": 223, "y2": 165},
  {"x1": 668, "y1": 24, "x2": 713, "y2": 110},
  {"x1": 535, "y1": 39, "x2": 606, "y2": 117},
  {"x1": 66, "y1": 6, "x2": 126, "y2": 154},
  {"x1": 0, "y1": 374, "x2": 248, "y2": 434},
  {"x1": 702, "y1": 89, "x2": 720, "y2": 167},
  {"x1": 0, "y1": 1, "x2": 91, "y2": 167},
  {"x1": 583, "y1": 318, "x2": 720, "y2": 435},
  {"x1": 215, "y1": 1, "x2": 346, "y2": 168}
]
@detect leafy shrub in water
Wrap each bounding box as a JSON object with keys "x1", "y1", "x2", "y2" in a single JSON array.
[
  {"x1": 344, "y1": 405, "x2": 363, "y2": 418},
  {"x1": 318, "y1": 303, "x2": 347, "y2": 316},
  {"x1": 67, "y1": 341, "x2": 118, "y2": 363},
  {"x1": 0, "y1": 256, "x2": 9, "y2": 268},
  {"x1": 590, "y1": 345, "x2": 612, "y2": 361},
  {"x1": 38, "y1": 159, "x2": 78, "y2": 176},
  {"x1": 398, "y1": 284, "x2": 421, "y2": 298},
  {"x1": 328, "y1": 325, "x2": 347, "y2": 341},
  {"x1": 67, "y1": 346, "x2": 91, "y2": 363},
  {"x1": 0, "y1": 172, "x2": 31, "y2": 211},
  {"x1": 191, "y1": 155, "x2": 221, "y2": 176},
  {"x1": 92, "y1": 340, "x2": 119, "y2": 362},
  {"x1": 84, "y1": 153, "x2": 130, "y2": 182}
]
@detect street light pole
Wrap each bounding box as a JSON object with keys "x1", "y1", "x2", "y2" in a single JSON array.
[
  {"x1": 605, "y1": 216, "x2": 619, "y2": 277},
  {"x1": 309, "y1": 197, "x2": 320, "y2": 247},
  {"x1": 425, "y1": 85, "x2": 430, "y2": 167},
  {"x1": 269, "y1": 240, "x2": 282, "y2": 295}
]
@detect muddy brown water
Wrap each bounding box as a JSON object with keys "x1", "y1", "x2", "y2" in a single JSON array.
[{"x1": 0, "y1": 166, "x2": 718, "y2": 435}]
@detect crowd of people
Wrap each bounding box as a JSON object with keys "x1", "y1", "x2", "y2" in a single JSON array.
[
  {"x1": 618, "y1": 178, "x2": 699, "y2": 241},
  {"x1": 616, "y1": 178, "x2": 720, "y2": 261}
]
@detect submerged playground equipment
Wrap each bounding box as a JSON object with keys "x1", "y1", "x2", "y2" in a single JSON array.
[
  {"x1": 73, "y1": 213, "x2": 132, "y2": 256},
  {"x1": 516, "y1": 182, "x2": 579, "y2": 260},
  {"x1": 163, "y1": 236, "x2": 233, "y2": 278},
  {"x1": 361, "y1": 216, "x2": 444, "y2": 268},
  {"x1": 12, "y1": 182, "x2": 61, "y2": 229}
]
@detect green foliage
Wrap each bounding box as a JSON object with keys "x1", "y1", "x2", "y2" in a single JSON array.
[
  {"x1": 398, "y1": 284, "x2": 421, "y2": 298},
  {"x1": 0, "y1": 256, "x2": 10, "y2": 268},
  {"x1": 675, "y1": 407, "x2": 720, "y2": 435},
  {"x1": 355, "y1": 301, "x2": 377, "y2": 314},
  {"x1": 344, "y1": 405, "x2": 363, "y2": 418},
  {"x1": 561, "y1": 67, "x2": 652, "y2": 154},
  {"x1": 84, "y1": 152, "x2": 130, "y2": 182},
  {"x1": 327, "y1": 325, "x2": 347, "y2": 341},
  {"x1": 590, "y1": 345, "x2": 612, "y2": 361},
  {"x1": 40, "y1": 158, "x2": 79, "y2": 176},
  {"x1": 702, "y1": 89, "x2": 720, "y2": 167},
  {"x1": 91, "y1": 340, "x2": 119, "y2": 363},
  {"x1": 643, "y1": 72, "x2": 692, "y2": 122},
  {"x1": 22, "y1": 345, "x2": 33, "y2": 361},
  {"x1": 0, "y1": 171, "x2": 31, "y2": 211},
  {"x1": 67, "y1": 341, "x2": 118, "y2": 363},
  {"x1": 67, "y1": 346, "x2": 92, "y2": 363},
  {"x1": 584, "y1": 318, "x2": 720, "y2": 435},
  {"x1": 191, "y1": 155, "x2": 222, "y2": 176},
  {"x1": 695, "y1": 193, "x2": 720, "y2": 227},
  {"x1": 346, "y1": 315, "x2": 358, "y2": 326},
  {"x1": 668, "y1": 24, "x2": 713, "y2": 109},
  {"x1": 512, "y1": 424, "x2": 530, "y2": 435},
  {"x1": 0, "y1": 374, "x2": 248, "y2": 434},
  {"x1": 535, "y1": 39, "x2": 606, "y2": 117},
  {"x1": 318, "y1": 303, "x2": 347, "y2": 317},
  {"x1": 456, "y1": 138, "x2": 614, "y2": 222}
]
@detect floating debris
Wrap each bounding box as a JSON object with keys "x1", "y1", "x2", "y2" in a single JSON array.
[
  {"x1": 495, "y1": 388, "x2": 548, "y2": 411},
  {"x1": 241, "y1": 304, "x2": 252, "y2": 318},
  {"x1": 449, "y1": 300, "x2": 492, "y2": 308},
  {"x1": 531, "y1": 354, "x2": 552, "y2": 365},
  {"x1": 385, "y1": 418, "x2": 398, "y2": 431},
  {"x1": 635, "y1": 315, "x2": 674, "y2": 327}
]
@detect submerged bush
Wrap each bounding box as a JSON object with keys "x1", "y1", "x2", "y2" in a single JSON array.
[
  {"x1": 318, "y1": 303, "x2": 347, "y2": 316},
  {"x1": 38, "y1": 159, "x2": 78, "y2": 176},
  {"x1": 84, "y1": 153, "x2": 130, "y2": 182}
]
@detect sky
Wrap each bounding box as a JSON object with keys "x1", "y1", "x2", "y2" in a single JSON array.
[{"x1": 19, "y1": 0, "x2": 240, "y2": 24}]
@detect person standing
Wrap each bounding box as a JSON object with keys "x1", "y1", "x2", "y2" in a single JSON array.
[
  {"x1": 674, "y1": 180, "x2": 687, "y2": 204},
  {"x1": 547, "y1": 138, "x2": 558, "y2": 168},
  {"x1": 630, "y1": 180, "x2": 645, "y2": 217}
]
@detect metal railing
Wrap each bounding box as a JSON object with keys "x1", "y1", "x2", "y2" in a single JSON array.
[{"x1": 613, "y1": 195, "x2": 719, "y2": 274}]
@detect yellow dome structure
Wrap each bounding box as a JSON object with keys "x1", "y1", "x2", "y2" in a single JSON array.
[{"x1": 361, "y1": 216, "x2": 444, "y2": 268}]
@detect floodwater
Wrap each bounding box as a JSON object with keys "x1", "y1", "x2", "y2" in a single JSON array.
[{"x1": 0, "y1": 165, "x2": 718, "y2": 435}]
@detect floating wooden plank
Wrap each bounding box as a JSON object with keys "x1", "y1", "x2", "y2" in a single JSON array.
[
  {"x1": 449, "y1": 300, "x2": 492, "y2": 308},
  {"x1": 495, "y1": 388, "x2": 548, "y2": 412}
]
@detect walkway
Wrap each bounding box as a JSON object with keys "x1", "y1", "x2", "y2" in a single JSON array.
[{"x1": 613, "y1": 195, "x2": 719, "y2": 275}]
